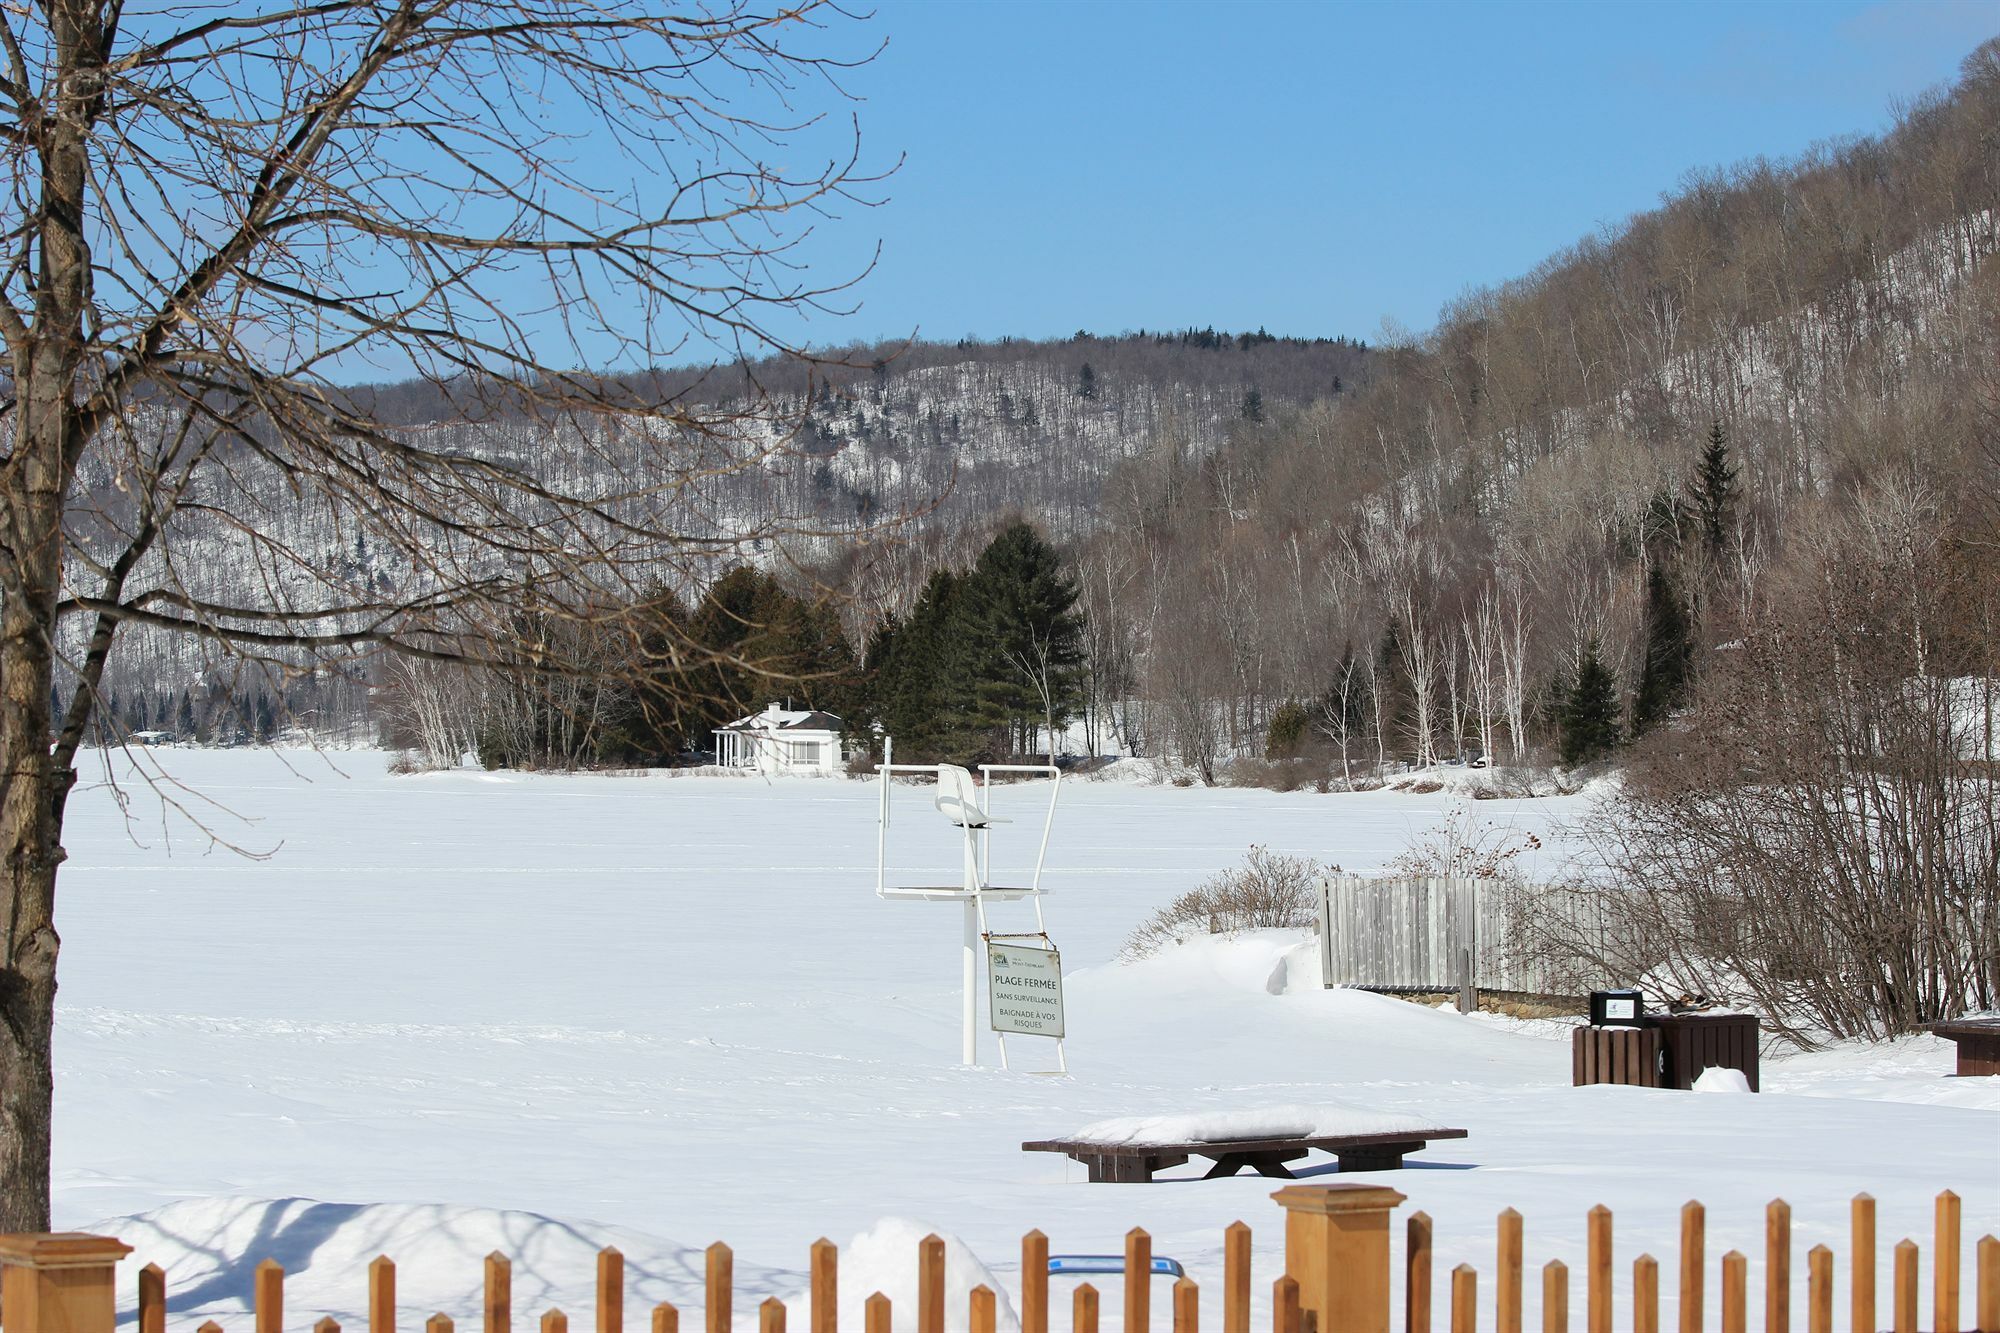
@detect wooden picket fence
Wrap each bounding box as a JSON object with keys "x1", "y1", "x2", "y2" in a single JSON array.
[
  {"x1": 1401, "y1": 1190, "x2": 1999, "y2": 1333},
  {"x1": 0, "y1": 1184, "x2": 1992, "y2": 1333}
]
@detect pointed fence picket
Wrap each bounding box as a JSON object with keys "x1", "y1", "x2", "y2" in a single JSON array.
[{"x1": 0, "y1": 1186, "x2": 1990, "y2": 1333}]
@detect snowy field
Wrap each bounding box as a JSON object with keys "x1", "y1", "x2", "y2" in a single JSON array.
[{"x1": 55, "y1": 749, "x2": 1998, "y2": 1330}]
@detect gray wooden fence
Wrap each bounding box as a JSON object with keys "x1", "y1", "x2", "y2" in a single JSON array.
[{"x1": 1317, "y1": 875, "x2": 1611, "y2": 1008}]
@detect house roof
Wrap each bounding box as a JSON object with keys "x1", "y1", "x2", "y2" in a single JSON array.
[{"x1": 719, "y1": 704, "x2": 844, "y2": 732}]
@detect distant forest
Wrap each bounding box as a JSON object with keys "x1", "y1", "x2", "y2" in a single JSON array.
[{"x1": 90, "y1": 40, "x2": 2000, "y2": 786}]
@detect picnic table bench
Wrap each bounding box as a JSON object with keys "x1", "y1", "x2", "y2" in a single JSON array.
[{"x1": 1022, "y1": 1128, "x2": 1469, "y2": 1183}]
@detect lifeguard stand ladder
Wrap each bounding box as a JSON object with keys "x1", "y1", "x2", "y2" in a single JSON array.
[{"x1": 874, "y1": 735, "x2": 1065, "y2": 1071}]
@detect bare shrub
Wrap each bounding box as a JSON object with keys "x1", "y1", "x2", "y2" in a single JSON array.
[
  {"x1": 1390, "y1": 806, "x2": 1544, "y2": 880},
  {"x1": 1556, "y1": 487, "x2": 2000, "y2": 1042},
  {"x1": 1125, "y1": 846, "x2": 1330, "y2": 957}
]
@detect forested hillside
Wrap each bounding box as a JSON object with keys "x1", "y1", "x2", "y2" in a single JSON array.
[
  {"x1": 1032, "y1": 37, "x2": 2000, "y2": 778},
  {"x1": 84, "y1": 39, "x2": 2000, "y2": 779}
]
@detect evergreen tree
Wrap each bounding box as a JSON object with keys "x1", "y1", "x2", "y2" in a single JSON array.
[
  {"x1": 873, "y1": 569, "x2": 977, "y2": 759},
  {"x1": 1560, "y1": 640, "x2": 1622, "y2": 767},
  {"x1": 1631, "y1": 565, "x2": 1694, "y2": 736},
  {"x1": 1693, "y1": 420, "x2": 1738, "y2": 554},
  {"x1": 1373, "y1": 620, "x2": 1414, "y2": 764},
  {"x1": 176, "y1": 689, "x2": 195, "y2": 738},
  {"x1": 1264, "y1": 700, "x2": 1310, "y2": 760},
  {"x1": 1240, "y1": 387, "x2": 1264, "y2": 423},
  {"x1": 960, "y1": 522, "x2": 1085, "y2": 760},
  {"x1": 1077, "y1": 363, "x2": 1097, "y2": 400}
]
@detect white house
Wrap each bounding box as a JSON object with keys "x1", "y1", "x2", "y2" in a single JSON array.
[{"x1": 714, "y1": 704, "x2": 847, "y2": 774}]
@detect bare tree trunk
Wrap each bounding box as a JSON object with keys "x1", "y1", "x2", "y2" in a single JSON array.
[{"x1": 0, "y1": 0, "x2": 96, "y2": 1221}]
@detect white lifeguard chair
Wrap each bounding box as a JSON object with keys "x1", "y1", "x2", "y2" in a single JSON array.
[{"x1": 875, "y1": 736, "x2": 1065, "y2": 1070}]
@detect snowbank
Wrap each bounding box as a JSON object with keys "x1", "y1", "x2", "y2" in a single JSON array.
[
  {"x1": 91, "y1": 1198, "x2": 760, "y2": 1331},
  {"x1": 792, "y1": 1219, "x2": 1019, "y2": 1333}
]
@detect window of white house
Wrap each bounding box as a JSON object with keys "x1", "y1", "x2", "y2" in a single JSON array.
[{"x1": 796, "y1": 741, "x2": 822, "y2": 765}]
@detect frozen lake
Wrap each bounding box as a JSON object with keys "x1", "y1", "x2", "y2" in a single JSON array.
[{"x1": 53, "y1": 749, "x2": 1998, "y2": 1329}]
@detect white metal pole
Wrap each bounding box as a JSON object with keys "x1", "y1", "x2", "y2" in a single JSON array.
[
  {"x1": 962, "y1": 896, "x2": 978, "y2": 1066},
  {"x1": 962, "y1": 811, "x2": 980, "y2": 1066}
]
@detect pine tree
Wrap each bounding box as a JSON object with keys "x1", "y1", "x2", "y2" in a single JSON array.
[
  {"x1": 1264, "y1": 700, "x2": 1310, "y2": 760},
  {"x1": 1240, "y1": 387, "x2": 1264, "y2": 423},
  {"x1": 1694, "y1": 420, "x2": 1737, "y2": 554},
  {"x1": 1560, "y1": 640, "x2": 1622, "y2": 768},
  {"x1": 1631, "y1": 565, "x2": 1694, "y2": 736},
  {"x1": 960, "y1": 522, "x2": 1084, "y2": 760},
  {"x1": 1077, "y1": 363, "x2": 1097, "y2": 400},
  {"x1": 872, "y1": 568, "x2": 977, "y2": 760}
]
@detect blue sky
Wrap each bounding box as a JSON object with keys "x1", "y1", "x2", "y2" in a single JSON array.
[{"x1": 797, "y1": 0, "x2": 2000, "y2": 349}]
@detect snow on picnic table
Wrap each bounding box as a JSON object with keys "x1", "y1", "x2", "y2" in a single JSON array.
[
  {"x1": 1065, "y1": 1105, "x2": 1442, "y2": 1145},
  {"x1": 54, "y1": 749, "x2": 1999, "y2": 1330}
]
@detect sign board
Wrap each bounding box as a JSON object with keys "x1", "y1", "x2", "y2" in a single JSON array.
[{"x1": 986, "y1": 939, "x2": 1065, "y2": 1038}]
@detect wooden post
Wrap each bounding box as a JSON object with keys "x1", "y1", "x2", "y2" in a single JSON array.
[
  {"x1": 1498, "y1": 1209, "x2": 1523, "y2": 1333},
  {"x1": 200, "y1": 1322, "x2": 223, "y2": 1333},
  {"x1": 1806, "y1": 1245, "x2": 1832, "y2": 1333},
  {"x1": 1633, "y1": 1255, "x2": 1658, "y2": 1333},
  {"x1": 1542, "y1": 1261, "x2": 1567, "y2": 1333},
  {"x1": 1937, "y1": 1190, "x2": 1961, "y2": 1333},
  {"x1": 704, "y1": 1244, "x2": 731, "y2": 1333},
  {"x1": 1274, "y1": 1275, "x2": 1302, "y2": 1333},
  {"x1": 1125, "y1": 1228, "x2": 1151, "y2": 1333},
  {"x1": 429, "y1": 1315, "x2": 454, "y2": 1333},
  {"x1": 1224, "y1": 1221, "x2": 1251, "y2": 1333},
  {"x1": 1271, "y1": 1183, "x2": 1408, "y2": 1333},
  {"x1": 757, "y1": 1298, "x2": 784, "y2": 1333},
  {"x1": 650, "y1": 1307, "x2": 678, "y2": 1333},
  {"x1": 918, "y1": 1234, "x2": 945, "y2": 1333},
  {"x1": 371, "y1": 1256, "x2": 397, "y2": 1333},
  {"x1": 1074, "y1": 1282, "x2": 1099, "y2": 1333},
  {"x1": 598, "y1": 1249, "x2": 623, "y2": 1333},
  {"x1": 1678, "y1": 1202, "x2": 1704, "y2": 1333},
  {"x1": 970, "y1": 1286, "x2": 997, "y2": 1333},
  {"x1": 1586, "y1": 1205, "x2": 1612, "y2": 1333},
  {"x1": 1408, "y1": 1211, "x2": 1433, "y2": 1333},
  {"x1": 1978, "y1": 1235, "x2": 2000, "y2": 1333},
  {"x1": 486, "y1": 1253, "x2": 512, "y2": 1333},
  {"x1": 1449, "y1": 1266, "x2": 1475, "y2": 1333},
  {"x1": 1023, "y1": 1231, "x2": 1050, "y2": 1333},
  {"x1": 1853, "y1": 1194, "x2": 1876, "y2": 1333},
  {"x1": 256, "y1": 1258, "x2": 284, "y2": 1333},
  {"x1": 139, "y1": 1262, "x2": 167, "y2": 1333},
  {"x1": 317, "y1": 1318, "x2": 342, "y2": 1333},
  {"x1": 544, "y1": 1311, "x2": 568, "y2": 1333},
  {"x1": 1766, "y1": 1199, "x2": 1790, "y2": 1333},
  {"x1": 0, "y1": 1233, "x2": 135, "y2": 1333},
  {"x1": 864, "y1": 1294, "x2": 890, "y2": 1333},
  {"x1": 1720, "y1": 1252, "x2": 1745, "y2": 1333},
  {"x1": 1894, "y1": 1240, "x2": 1918, "y2": 1333},
  {"x1": 1173, "y1": 1277, "x2": 1198, "y2": 1333},
  {"x1": 809, "y1": 1240, "x2": 836, "y2": 1333}
]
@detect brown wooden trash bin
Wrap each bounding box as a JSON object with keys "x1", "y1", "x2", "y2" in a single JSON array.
[
  {"x1": 1571, "y1": 1024, "x2": 1661, "y2": 1087},
  {"x1": 1653, "y1": 1012, "x2": 1760, "y2": 1091},
  {"x1": 1926, "y1": 1017, "x2": 2000, "y2": 1076}
]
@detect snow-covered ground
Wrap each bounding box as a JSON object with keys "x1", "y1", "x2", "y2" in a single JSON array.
[{"x1": 56, "y1": 750, "x2": 1998, "y2": 1330}]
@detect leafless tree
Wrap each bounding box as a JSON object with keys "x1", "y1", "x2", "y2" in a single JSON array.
[
  {"x1": 0, "y1": 0, "x2": 887, "y2": 1227},
  {"x1": 1567, "y1": 486, "x2": 1999, "y2": 1043}
]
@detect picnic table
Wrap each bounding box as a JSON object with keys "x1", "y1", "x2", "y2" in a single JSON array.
[{"x1": 1022, "y1": 1128, "x2": 1468, "y2": 1183}]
